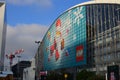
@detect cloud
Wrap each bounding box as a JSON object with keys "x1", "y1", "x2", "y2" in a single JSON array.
[
  {"x1": 4, "y1": 24, "x2": 49, "y2": 66},
  {"x1": 7, "y1": 0, "x2": 52, "y2": 7}
]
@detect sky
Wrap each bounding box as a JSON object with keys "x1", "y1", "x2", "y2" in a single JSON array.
[{"x1": 5, "y1": 0, "x2": 89, "y2": 67}]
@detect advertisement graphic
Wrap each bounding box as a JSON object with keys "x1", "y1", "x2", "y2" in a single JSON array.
[
  {"x1": 76, "y1": 45, "x2": 84, "y2": 62},
  {"x1": 43, "y1": 6, "x2": 87, "y2": 70}
]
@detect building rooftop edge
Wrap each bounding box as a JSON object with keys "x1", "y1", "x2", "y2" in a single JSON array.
[{"x1": 67, "y1": 0, "x2": 120, "y2": 11}]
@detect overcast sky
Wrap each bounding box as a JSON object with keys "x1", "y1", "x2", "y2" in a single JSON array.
[{"x1": 5, "y1": 0, "x2": 89, "y2": 67}]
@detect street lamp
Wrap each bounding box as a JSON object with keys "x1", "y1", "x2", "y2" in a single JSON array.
[
  {"x1": 17, "y1": 55, "x2": 21, "y2": 80},
  {"x1": 35, "y1": 41, "x2": 41, "y2": 80},
  {"x1": 35, "y1": 41, "x2": 41, "y2": 44}
]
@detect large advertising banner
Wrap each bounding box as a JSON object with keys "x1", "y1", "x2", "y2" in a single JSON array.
[{"x1": 43, "y1": 6, "x2": 87, "y2": 70}]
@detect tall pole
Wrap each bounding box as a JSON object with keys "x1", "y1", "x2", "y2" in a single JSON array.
[
  {"x1": 35, "y1": 41, "x2": 41, "y2": 80},
  {"x1": 10, "y1": 59, "x2": 12, "y2": 71},
  {"x1": 17, "y1": 55, "x2": 21, "y2": 80}
]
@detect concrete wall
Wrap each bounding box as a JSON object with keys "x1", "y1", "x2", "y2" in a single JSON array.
[{"x1": 23, "y1": 58, "x2": 35, "y2": 80}]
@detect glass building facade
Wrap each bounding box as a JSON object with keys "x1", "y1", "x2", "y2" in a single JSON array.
[
  {"x1": 86, "y1": 4, "x2": 120, "y2": 72},
  {"x1": 43, "y1": 6, "x2": 87, "y2": 70},
  {"x1": 38, "y1": 1, "x2": 120, "y2": 74}
]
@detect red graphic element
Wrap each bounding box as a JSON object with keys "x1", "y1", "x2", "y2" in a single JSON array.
[
  {"x1": 50, "y1": 38, "x2": 57, "y2": 56},
  {"x1": 55, "y1": 49, "x2": 60, "y2": 61},
  {"x1": 76, "y1": 45, "x2": 84, "y2": 62},
  {"x1": 50, "y1": 44, "x2": 54, "y2": 56},
  {"x1": 56, "y1": 19, "x2": 61, "y2": 27}
]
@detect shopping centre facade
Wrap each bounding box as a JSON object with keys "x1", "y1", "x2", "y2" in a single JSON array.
[{"x1": 35, "y1": 0, "x2": 120, "y2": 79}]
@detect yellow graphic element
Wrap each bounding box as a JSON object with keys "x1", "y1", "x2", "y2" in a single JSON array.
[
  {"x1": 56, "y1": 31, "x2": 61, "y2": 37},
  {"x1": 47, "y1": 31, "x2": 50, "y2": 39}
]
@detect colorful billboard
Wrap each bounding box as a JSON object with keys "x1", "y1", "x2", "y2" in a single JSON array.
[{"x1": 43, "y1": 6, "x2": 87, "y2": 70}]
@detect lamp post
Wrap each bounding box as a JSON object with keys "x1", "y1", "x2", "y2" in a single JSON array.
[
  {"x1": 17, "y1": 55, "x2": 21, "y2": 80},
  {"x1": 35, "y1": 41, "x2": 41, "y2": 80},
  {"x1": 35, "y1": 41, "x2": 41, "y2": 44}
]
